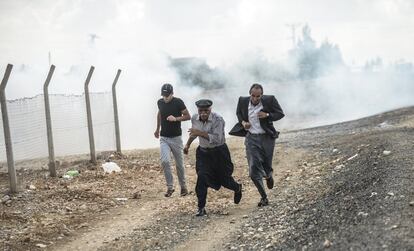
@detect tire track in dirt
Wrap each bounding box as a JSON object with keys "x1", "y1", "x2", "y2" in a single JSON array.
[{"x1": 50, "y1": 198, "x2": 164, "y2": 251}]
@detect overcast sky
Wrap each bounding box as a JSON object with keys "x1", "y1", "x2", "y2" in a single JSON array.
[{"x1": 1, "y1": 0, "x2": 413, "y2": 69}]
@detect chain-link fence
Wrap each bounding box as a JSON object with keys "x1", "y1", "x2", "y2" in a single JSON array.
[
  {"x1": 0, "y1": 93, "x2": 115, "y2": 163},
  {"x1": 0, "y1": 64, "x2": 121, "y2": 192}
]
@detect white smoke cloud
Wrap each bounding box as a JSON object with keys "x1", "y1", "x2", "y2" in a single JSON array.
[{"x1": 0, "y1": 0, "x2": 413, "y2": 150}]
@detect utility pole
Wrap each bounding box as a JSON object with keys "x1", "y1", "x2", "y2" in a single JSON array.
[{"x1": 286, "y1": 23, "x2": 301, "y2": 49}]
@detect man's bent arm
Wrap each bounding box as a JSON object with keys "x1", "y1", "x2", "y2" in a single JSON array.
[
  {"x1": 236, "y1": 97, "x2": 244, "y2": 123},
  {"x1": 185, "y1": 136, "x2": 197, "y2": 147},
  {"x1": 155, "y1": 110, "x2": 161, "y2": 131},
  {"x1": 267, "y1": 96, "x2": 285, "y2": 121},
  {"x1": 176, "y1": 109, "x2": 191, "y2": 122}
]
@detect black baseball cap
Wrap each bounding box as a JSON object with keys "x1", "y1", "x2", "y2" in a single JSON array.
[
  {"x1": 161, "y1": 83, "x2": 173, "y2": 96},
  {"x1": 195, "y1": 99, "x2": 213, "y2": 108}
]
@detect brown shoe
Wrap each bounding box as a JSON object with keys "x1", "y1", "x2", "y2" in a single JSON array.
[
  {"x1": 180, "y1": 188, "x2": 189, "y2": 197},
  {"x1": 164, "y1": 188, "x2": 175, "y2": 197}
]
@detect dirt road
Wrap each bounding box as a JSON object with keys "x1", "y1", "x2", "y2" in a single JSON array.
[{"x1": 1, "y1": 106, "x2": 413, "y2": 250}]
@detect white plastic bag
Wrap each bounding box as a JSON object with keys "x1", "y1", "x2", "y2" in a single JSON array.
[{"x1": 102, "y1": 162, "x2": 121, "y2": 173}]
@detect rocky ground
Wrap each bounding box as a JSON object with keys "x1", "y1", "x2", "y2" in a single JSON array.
[{"x1": 1, "y1": 106, "x2": 414, "y2": 250}]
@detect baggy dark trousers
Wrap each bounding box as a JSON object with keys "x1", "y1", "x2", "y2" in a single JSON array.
[
  {"x1": 195, "y1": 143, "x2": 239, "y2": 209},
  {"x1": 245, "y1": 133, "x2": 275, "y2": 199}
]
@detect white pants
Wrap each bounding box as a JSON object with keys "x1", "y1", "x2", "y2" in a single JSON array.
[{"x1": 160, "y1": 136, "x2": 187, "y2": 189}]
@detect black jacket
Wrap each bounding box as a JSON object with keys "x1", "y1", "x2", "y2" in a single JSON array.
[{"x1": 229, "y1": 95, "x2": 284, "y2": 138}]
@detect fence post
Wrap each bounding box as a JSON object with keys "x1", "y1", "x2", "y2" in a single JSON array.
[
  {"x1": 112, "y1": 69, "x2": 122, "y2": 154},
  {"x1": 43, "y1": 65, "x2": 57, "y2": 177},
  {"x1": 84, "y1": 66, "x2": 96, "y2": 164},
  {"x1": 0, "y1": 64, "x2": 18, "y2": 193}
]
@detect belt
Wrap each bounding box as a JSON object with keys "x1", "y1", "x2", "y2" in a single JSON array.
[
  {"x1": 247, "y1": 132, "x2": 266, "y2": 136},
  {"x1": 199, "y1": 144, "x2": 224, "y2": 152}
]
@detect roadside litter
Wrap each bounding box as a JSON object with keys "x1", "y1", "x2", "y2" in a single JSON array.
[
  {"x1": 102, "y1": 162, "x2": 122, "y2": 173},
  {"x1": 115, "y1": 197, "x2": 128, "y2": 201},
  {"x1": 347, "y1": 154, "x2": 358, "y2": 161},
  {"x1": 63, "y1": 170, "x2": 79, "y2": 179},
  {"x1": 383, "y1": 150, "x2": 391, "y2": 156}
]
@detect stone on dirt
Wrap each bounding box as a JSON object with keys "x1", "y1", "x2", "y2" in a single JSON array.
[{"x1": 323, "y1": 239, "x2": 332, "y2": 248}]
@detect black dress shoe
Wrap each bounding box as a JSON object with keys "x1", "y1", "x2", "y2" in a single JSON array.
[
  {"x1": 258, "y1": 197, "x2": 269, "y2": 207},
  {"x1": 180, "y1": 188, "x2": 189, "y2": 197},
  {"x1": 234, "y1": 184, "x2": 242, "y2": 204},
  {"x1": 265, "y1": 176, "x2": 274, "y2": 189},
  {"x1": 196, "y1": 208, "x2": 207, "y2": 217},
  {"x1": 164, "y1": 188, "x2": 175, "y2": 197}
]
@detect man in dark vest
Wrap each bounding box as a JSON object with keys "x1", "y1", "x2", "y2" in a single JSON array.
[
  {"x1": 184, "y1": 99, "x2": 242, "y2": 216},
  {"x1": 229, "y1": 83, "x2": 284, "y2": 206},
  {"x1": 155, "y1": 83, "x2": 191, "y2": 197}
]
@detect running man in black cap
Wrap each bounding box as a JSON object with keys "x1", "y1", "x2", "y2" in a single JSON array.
[
  {"x1": 155, "y1": 83, "x2": 190, "y2": 197},
  {"x1": 184, "y1": 99, "x2": 242, "y2": 216}
]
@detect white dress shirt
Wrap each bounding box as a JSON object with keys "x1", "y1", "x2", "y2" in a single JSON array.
[{"x1": 248, "y1": 101, "x2": 266, "y2": 134}]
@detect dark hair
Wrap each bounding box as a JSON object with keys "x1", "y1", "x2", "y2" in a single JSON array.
[{"x1": 249, "y1": 83, "x2": 263, "y2": 94}]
